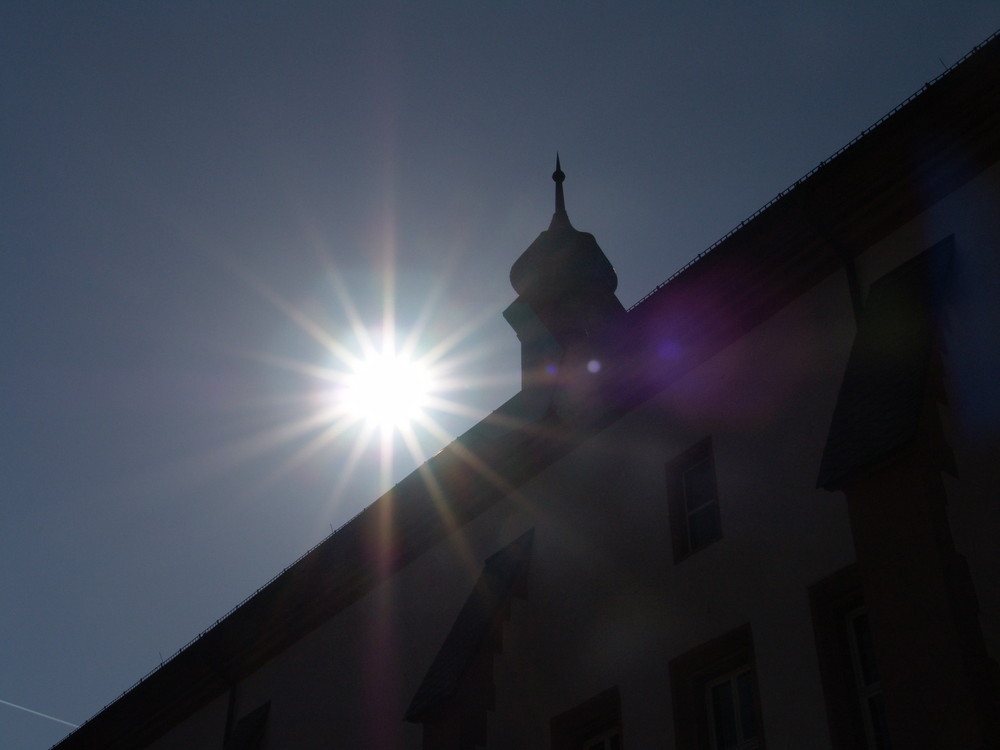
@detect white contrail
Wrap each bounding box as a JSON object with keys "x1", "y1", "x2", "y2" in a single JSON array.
[{"x1": 0, "y1": 698, "x2": 79, "y2": 728}]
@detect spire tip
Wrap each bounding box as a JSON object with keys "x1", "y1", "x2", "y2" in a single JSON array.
[
  {"x1": 549, "y1": 153, "x2": 570, "y2": 228},
  {"x1": 552, "y1": 153, "x2": 565, "y2": 184}
]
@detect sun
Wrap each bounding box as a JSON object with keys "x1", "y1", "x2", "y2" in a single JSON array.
[
  {"x1": 339, "y1": 349, "x2": 434, "y2": 429},
  {"x1": 197, "y1": 249, "x2": 514, "y2": 510}
]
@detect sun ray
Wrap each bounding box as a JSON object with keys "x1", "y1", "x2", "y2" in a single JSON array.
[
  {"x1": 261, "y1": 412, "x2": 364, "y2": 487},
  {"x1": 320, "y1": 259, "x2": 381, "y2": 362},
  {"x1": 419, "y1": 395, "x2": 498, "y2": 420},
  {"x1": 226, "y1": 347, "x2": 346, "y2": 384},
  {"x1": 223, "y1": 253, "x2": 361, "y2": 366},
  {"x1": 396, "y1": 420, "x2": 431, "y2": 471},
  {"x1": 417, "y1": 418, "x2": 520, "y2": 498},
  {"x1": 407, "y1": 454, "x2": 482, "y2": 577},
  {"x1": 420, "y1": 303, "x2": 504, "y2": 366},
  {"x1": 167, "y1": 211, "x2": 523, "y2": 536},
  {"x1": 378, "y1": 422, "x2": 395, "y2": 492},
  {"x1": 396, "y1": 255, "x2": 461, "y2": 361},
  {"x1": 188, "y1": 408, "x2": 341, "y2": 478},
  {"x1": 327, "y1": 419, "x2": 381, "y2": 508}
]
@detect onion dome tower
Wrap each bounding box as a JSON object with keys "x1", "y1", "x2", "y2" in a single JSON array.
[{"x1": 504, "y1": 157, "x2": 625, "y2": 392}]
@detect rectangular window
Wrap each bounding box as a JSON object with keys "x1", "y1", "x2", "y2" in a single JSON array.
[
  {"x1": 582, "y1": 727, "x2": 622, "y2": 750},
  {"x1": 670, "y1": 625, "x2": 764, "y2": 750},
  {"x1": 667, "y1": 437, "x2": 722, "y2": 561},
  {"x1": 707, "y1": 666, "x2": 760, "y2": 749},
  {"x1": 846, "y1": 609, "x2": 891, "y2": 750},
  {"x1": 810, "y1": 566, "x2": 891, "y2": 750}
]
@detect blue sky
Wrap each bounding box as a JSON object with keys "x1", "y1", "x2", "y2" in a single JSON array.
[{"x1": 3, "y1": 4, "x2": 999, "y2": 748}]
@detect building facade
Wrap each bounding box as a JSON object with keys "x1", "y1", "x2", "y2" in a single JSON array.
[{"x1": 54, "y1": 32, "x2": 1000, "y2": 750}]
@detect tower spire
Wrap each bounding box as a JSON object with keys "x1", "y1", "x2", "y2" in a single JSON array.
[
  {"x1": 553, "y1": 154, "x2": 565, "y2": 213},
  {"x1": 550, "y1": 153, "x2": 571, "y2": 230},
  {"x1": 505, "y1": 157, "x2": 625, "y2": 395}
]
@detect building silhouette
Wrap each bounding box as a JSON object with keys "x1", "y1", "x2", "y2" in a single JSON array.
[{"x1": 53, "y1": 31, "x2": 1000, "y2": 750}]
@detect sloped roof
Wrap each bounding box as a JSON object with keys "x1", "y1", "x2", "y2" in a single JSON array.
[
  {"x1": 223, "y1": 700, "x2": 269, "y2": 750},
  {"x1": 817, "y1": 238, "x2": 953, "y2": 489},
  {"x1": 53, "y1": 30, "x2": 1000, "y2": 750},
  {"x1": 626, "y1": 30, "x2": 999, "y2": 406},
  {"x1": 404, "y1": 530, "x2": 533, "y2": 722}
]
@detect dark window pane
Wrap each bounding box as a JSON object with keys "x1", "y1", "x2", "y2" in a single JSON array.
[
  {"x1": 711, "y1": 681, "x2": 738, "y2": 749},
  {"x1": 688, "y1": 505, "x2": 721, "y2": 550},
  {"x1": 736, "y1": 670, "x2": 758, "y2": 741},
  {"x1": 583, "y1": 732, "x2": 620, "y2": 750},
  {"x1": 683, "y1": 457, "x2": 714, "y2": 511},
  {"x1": 869, "y1": 692, "x2": 892, "y2": 750},
  {"x1": 851, "y1": 611, "x2": 880, "y2": 685}
]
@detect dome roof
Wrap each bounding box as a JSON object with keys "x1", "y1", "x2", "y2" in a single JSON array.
[{"x1": 509, "y1": 157, "x2": 618, "y2": 299}]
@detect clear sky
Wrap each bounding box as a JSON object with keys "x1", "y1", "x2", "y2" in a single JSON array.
[{"x1": 2, "y1": 3, "x2": 999, "y2": 748}]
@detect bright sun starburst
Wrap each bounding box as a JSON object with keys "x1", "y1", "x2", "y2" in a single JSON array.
[
  {"x1": 337, "y1": 349, "x2": 434, "y2": 430},
  {"x1": 201, "y1": 247, "x2": 514, "y2": 514}
]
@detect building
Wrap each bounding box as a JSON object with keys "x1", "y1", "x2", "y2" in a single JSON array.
[{"x1": 54, "y1": 31, "x2": 1000, "y2": 750}]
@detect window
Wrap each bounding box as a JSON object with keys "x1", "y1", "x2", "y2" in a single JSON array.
[
  {"x1": 707, "y1": 665, "x2": 760, "y2": 749},
  {"x1": 582, "y1": 727, "x2": 622, "y2": 750},
  {"x1": 405, "y1": 532, "x2": 534, "y2": 750},
  {"x1": 670, "y1": 625, "x2": 764, "y2": 750},
  {"x1": 810, "y1": 566, "x2": 891, "y2": 750},
  {"x1": 223, "y1": 701, "x2": 269, "y2": 750},
  {"x1": 667, "y1": 437, "x2": 722, "y2": 561},
  {"x1": 551, "y1": 687, "x2": 622, "y2": 750},
  {"x1": 846, "y1": 609, "x2": 891, "y2": 750}
]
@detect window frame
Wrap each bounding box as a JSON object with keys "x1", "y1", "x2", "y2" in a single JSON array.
[
  {"x1": 581, "y1": 726, "x2": 622, "y2": 750},
  {"x1": 670, "y1": 624, "x2": 764, "y2": 750},
  {"x1": 845, "y1": 607, "x2": 890, "y2": 750},
  {"x1": 706, "y1": 665, "x2": 761, "y2": 749},
  {"x1": 666, "y1": 437, "x2": 722, "y2": 562},
  {"x1": 809, "y1": 565, "x2": 891, "y2": 750}
]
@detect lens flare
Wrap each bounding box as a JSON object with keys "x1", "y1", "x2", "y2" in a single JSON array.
[{"x1": 176, "y1": 241, "x2": 522, "y2": 517}]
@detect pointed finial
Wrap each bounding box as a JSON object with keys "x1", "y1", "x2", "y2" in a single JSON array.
[
  {"x1": 552, "y1": 153, "x2": 566, "y2": 214},
  {"x1": 550, "y1": 153, "x2": 570, "y2": 229}
]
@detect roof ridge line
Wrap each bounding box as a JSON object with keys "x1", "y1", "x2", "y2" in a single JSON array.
[{"x1": 629, "y1": 27, "x2": 1000, "y2": 312}]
